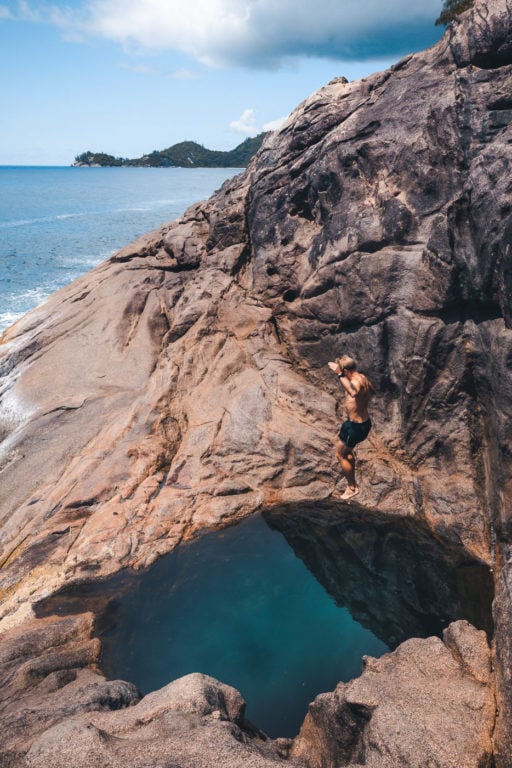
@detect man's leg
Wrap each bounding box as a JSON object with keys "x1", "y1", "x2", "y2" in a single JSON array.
[{"x1": 336, "y1": 439, "x2": 359, "y2": 499}]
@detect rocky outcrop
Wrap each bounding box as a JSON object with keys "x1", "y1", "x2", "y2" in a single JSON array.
[
  {"x1": 0, "y1": 615, "x2": 495, "y2": 768},
  {"x1": 22, "y1": 673, "x2": 289, "y2": 768},
  {"x1": 292, "y1": 621, "x2": 495, "y2": 768},
  {"x1": 1, "y1": 0, "x2": 512, "y2": 765}
]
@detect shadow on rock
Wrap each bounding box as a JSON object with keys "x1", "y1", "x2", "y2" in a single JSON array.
[{"x1": 264, "y1": 502, "x2": 494, "y2": 648}]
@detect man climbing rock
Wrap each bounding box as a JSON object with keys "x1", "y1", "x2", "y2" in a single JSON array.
[{"x1": 328, "y1": 355, "x2": 374, "y2": 500}]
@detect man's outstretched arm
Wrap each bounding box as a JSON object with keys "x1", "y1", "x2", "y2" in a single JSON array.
[{"x1": 327, "y1": 361, "x2": 360, "y2": 396}]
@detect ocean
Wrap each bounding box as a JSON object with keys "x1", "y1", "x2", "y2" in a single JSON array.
[{"x1": 0, "y1": 166, "x2": 241, "y2": 332}]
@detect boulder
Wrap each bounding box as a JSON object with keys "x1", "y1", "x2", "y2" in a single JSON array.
[
  {"x1": 291, "y1": 621, "x2": 494, "y2": 768},
  {"x1": 23, "y1": 674, "x2": 288, "y2": 768}
]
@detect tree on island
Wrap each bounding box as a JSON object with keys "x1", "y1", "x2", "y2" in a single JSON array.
[
  {"x1": 73, "y1": 134, "x2": 268, "y2": 169},
  {"x1": 75, "y1": 151, "x2": 124, "y2": 166},
  {"x1": 436, "y1": 0, "x2": 475, "y2": 25}
]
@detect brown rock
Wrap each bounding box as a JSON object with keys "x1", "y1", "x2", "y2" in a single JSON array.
[
  {"x1": 24, "y1": 674, "x2": 288, "y2": 768},
  {"x1": 0, "y1": 613, "x2": 140, "y2": 762},
  {"x1": 291, "y1": 621, "x2": 495, "y2": 768},
  {"x1": 0, "y1": 0, "x2": 511, "y2": 764}
]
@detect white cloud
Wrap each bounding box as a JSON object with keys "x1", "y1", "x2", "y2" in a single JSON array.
[
  {"x1": 263, "y1": 116, "x2": 287, "y2": 132},
  {"x1": 0, "y1": 6, "x2": 12, "y2": 19},
  {"x1": 118, "y1": 62, "x2": 199, "y2": 79},
  {"x1": 21, "y1": 0, "x2": 443, "y2": 68},
  {"x1": 167, "y1": 68, "x2": 199, "y2": 80},
  {"x1": 17, "y1": 0, "x2": 43, "y2": 22},
  {"x1": 229, "y1": 108, "x2": 257, "y2": 135},
  {"x1": 118, "y1": 62, "x2": 156, "y2": 75}
]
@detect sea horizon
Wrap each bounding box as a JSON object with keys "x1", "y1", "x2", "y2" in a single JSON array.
[{"x1": 0, "y1": 166, "x2": 241, "y2": 331}]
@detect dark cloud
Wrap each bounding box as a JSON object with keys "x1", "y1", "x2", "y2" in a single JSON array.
[{"x1": 25, "y1": 0, "x2": 445, "y2": 67}]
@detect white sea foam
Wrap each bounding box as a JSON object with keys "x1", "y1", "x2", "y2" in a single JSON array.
[
  {"x1": 58, "y1": 251, "x2": 114, "y2": 268},
  {"x1": 0, "y1": 387, "x2": 34, "y2": 462},
  {"x1": 0, "y1": 387, "x2": 29, "y2": 425},
  {"x1": 0, "y1": 206, "x2": 163, "y2": 229},
  {"x1": 0, "y1": 311, "x2": 23, "y2": 332},
  {"x1": 0, "y1": 286, "x2": 56, "y2": 333},
  {"x1": 0, "y1": 255, "x2": 116, "y2": 332},
  {"x1": 1, "y1": 287, "x2": 51, "y2": 312},
  {"x1": 10, "y1": 286, "x2": 53, "y2": 302},
  {"x1": 0, "y1": 212, "x2": 90, "y2": 228},
  {"x1": 0, "y1": 205, "x2": 177, "y2": 229},
  {"x1": 116, "y1": 206, "x2": 151, "y2": 212},
  {"x1": 0, "y1": 339, "x2": 37, "y2": 451}
]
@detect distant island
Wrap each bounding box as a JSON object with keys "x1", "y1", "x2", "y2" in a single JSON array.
[{"x1": 73, "y1": 134, "x2": 268, "y2": 168}]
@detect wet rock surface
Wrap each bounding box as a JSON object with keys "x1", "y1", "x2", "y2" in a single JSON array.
[{"x1": 0, "y1": 0, "x2": 511, "y2": 765}]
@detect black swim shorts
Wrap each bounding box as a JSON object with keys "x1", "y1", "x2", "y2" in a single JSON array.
[{"x1": 338, "y1": 419, "x2": 372, "y2": 449}]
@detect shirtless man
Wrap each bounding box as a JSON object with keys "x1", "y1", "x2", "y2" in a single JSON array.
[{"x1": 328, "y1": 354, "x2": 374, "y2": 500}]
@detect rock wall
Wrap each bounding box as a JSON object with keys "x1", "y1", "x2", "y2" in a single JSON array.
[
  {"x1": 1, "y1": 0, "x2": 512, "y2": 765},
  {"x1": 264, "y1": 504, "x2": 494, "y2": 648}
]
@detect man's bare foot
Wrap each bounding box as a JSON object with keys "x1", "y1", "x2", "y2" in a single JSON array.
[{"x1": 340, "y1": 486, "x2": 360, "y2": 500}]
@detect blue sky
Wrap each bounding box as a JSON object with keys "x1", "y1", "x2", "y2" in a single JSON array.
[{"x1": 1, "y1": 1, "x2": 445, "y2": 165}]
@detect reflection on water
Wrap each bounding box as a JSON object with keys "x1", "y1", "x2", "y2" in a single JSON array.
[
  {"x1": 35, "y1": 507, "x2": 493, "y2": 739},
  {"x1": 98, "y1": 516, "x2": 386, "y2": 737},
  {"x1": 264, "y1": 504, "x2": 494, "y2": 648}
]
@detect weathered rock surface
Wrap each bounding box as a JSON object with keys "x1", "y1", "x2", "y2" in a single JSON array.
[
  {"x1": 23, "y1": 673, "x2": 289, "y2": 768},
  {"x1": 292, "y1": 621, "x2": 495, "y2": 768},
  {"x1": 1, "y1": 0, "x2": 511, "y2": 765}
]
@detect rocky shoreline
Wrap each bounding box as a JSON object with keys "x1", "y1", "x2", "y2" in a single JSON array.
[{"x1": 1, "y1": 0, "x2": 512, "y2": 765}]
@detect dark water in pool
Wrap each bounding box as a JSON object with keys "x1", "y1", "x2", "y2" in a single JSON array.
[{"x1": 99, "y1": 515, "x2": 388, "y2": 737}]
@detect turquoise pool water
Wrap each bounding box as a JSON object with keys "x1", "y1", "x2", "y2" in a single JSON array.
[{"x1": 100, "y1": 515, "x2": 388, "y2": 737}]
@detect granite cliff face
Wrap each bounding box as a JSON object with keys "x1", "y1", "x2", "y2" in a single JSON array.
[{"x1": 1, "y1": 0, "x2": 512, "y2": 765}]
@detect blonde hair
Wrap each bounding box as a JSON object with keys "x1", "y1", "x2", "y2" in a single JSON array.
[{"x1": 337, "y1": 355, "x2": 356, "y2": 371}]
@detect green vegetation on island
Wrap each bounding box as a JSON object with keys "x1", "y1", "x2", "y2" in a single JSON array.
[
  {"x1": 74, "y1": 134, "x2": 268, "y2": 168},
  {"x1": 435, "y1": 0, "x2": 475, "y2": 25}
]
